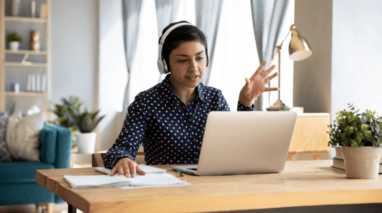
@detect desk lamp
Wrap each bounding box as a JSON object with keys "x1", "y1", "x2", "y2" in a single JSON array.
[{"x1": 267, "y1": 24, "x2": 312, "y2": 111}]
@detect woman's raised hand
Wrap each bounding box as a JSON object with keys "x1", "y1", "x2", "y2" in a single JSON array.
[
  {"x1": 110, "y1": 157, "x2": 146, "y2": 178},
  {"x1": 239, "y1": 61, "x2": 279, "y2": 106}
]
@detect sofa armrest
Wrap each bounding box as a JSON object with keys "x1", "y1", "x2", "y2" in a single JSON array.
[
  {"x1": 40, "y1": 124, "x2": 57, "y2": 164},
  {"x1": 54, "y1": 126, "x2": 72, "y2": 168}
]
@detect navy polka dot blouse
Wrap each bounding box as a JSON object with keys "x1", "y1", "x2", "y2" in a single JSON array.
[{"x1": 103, "y1": 74, "x2": 254, "y2": 168}]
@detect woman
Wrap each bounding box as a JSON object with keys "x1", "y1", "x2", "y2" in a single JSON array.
[{"x1": 103, "y1": 21, "x2": 278, "y2": 178}]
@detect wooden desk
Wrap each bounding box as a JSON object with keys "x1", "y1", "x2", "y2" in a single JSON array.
[{"x1": 36, "y1": 160, "x2": 382, "y2": 213}]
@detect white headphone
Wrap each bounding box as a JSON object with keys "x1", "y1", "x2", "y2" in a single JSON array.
[{"x1": 157, "y1": 22, "x2": 193, "y2": 74}]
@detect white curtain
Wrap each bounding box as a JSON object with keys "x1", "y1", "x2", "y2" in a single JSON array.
[
  {"x1": 251, "y1": 0, "x2": 290, "y2": 110},
  {"x1": 155, "y1": 0, "x2": 181, "y2": 83},
  {"x1": 122, "y1": 0, "x2": 143, "y2": 119},
  {"x1": 195, "y1": 0, "x2": 224, "y2": 86}
]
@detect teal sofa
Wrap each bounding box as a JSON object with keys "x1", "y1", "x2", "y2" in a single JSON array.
[{"x1": 0, "y1": 124, "x2": 72, "y2": 206}]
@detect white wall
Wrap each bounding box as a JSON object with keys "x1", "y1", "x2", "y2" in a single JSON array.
[
  {"x1": 51, "y1": 0, "x2": 98, "y2": 111},
  {"x1": 331, "y1": 0, "x2": 382, "y2": 120}
]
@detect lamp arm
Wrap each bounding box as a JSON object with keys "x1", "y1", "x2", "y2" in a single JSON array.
[{"x1": 271, "y1": 24, "x2": 295, "y2": 61}]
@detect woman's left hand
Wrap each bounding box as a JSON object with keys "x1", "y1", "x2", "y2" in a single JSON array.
[{"x1": 239, "y1": 60, "x2": 279, "y2": 107}]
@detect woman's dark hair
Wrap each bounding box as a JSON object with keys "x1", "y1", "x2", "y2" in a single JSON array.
[{"x1": 159, "y1": 20, "x2": 209, "y2": 71}]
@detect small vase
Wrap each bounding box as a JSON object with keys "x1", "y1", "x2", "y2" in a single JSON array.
[
  {"x1": 342, "y1": 146, "x2": 382, "y2": 179},
  {"x1": 76, "y1": 132, "x2": 97, "y2": 154},
  {"x1": 9, "y1": 41, "x2": 20, "y2": 51},
  {"x1": 12, "y1": 0, "x2": 21, "y2": 16}
]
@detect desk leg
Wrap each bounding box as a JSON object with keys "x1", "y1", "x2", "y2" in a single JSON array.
[{"x1": 68, "y1": 204, "x2": 76, "y2": 213}]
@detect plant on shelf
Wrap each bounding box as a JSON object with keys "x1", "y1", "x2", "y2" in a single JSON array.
[
  {"x1": 327, "y1": 103, "x2": 382, "y2": 179},
  {"x1": 49, "y1": 96, "x2": 81, "y2": 148},
  {"x1": 7, "y1": 33, "x2": 22, "y2": 51},
  {"x1": 65, "y1": 104, "x2": 105, "y2": 154}
]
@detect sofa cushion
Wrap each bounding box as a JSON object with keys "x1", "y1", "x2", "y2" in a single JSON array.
[
  {"x1": 6, "y1": 111, "x2": 45, "y2": 162},
  {"x1": 40, "y1": 124, "x2": 57, "y2": 164},
  {"x1": 0, "y1": 162, "x2": 54, "y2": 184},
  {"x1": 0, "y1": 112, "x2": 12, "y2": 162},
  {"x1": 0, "y1": 183, "x2": 55, "y2": 205}
]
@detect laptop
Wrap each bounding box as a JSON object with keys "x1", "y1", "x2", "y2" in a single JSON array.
[{"x1": 171, "y1": 111, "x2": 297, "y2": 176}]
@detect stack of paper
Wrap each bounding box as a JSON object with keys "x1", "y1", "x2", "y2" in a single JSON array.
[{"x1": 64, "y1": 164, "x2": 189, "y2": 189}]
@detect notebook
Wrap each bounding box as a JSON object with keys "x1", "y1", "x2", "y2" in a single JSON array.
[{"x1": 171, "y1": 111, "x2": 297, "y2": 176}]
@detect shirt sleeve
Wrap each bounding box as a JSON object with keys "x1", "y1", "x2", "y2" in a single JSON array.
[
  {"x1": 102, "y1": 94, "x2": 146, "y2": 169},
  {"x1": 237, "y1": 101, "x2": 255, "y2": 111}
]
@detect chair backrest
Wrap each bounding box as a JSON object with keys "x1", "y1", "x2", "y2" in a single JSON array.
[{"x1": 92, "y1": 153, "x2": 106, "y2": 167}]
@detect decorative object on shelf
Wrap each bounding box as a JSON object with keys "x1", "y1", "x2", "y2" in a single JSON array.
[
  {"x1": 41, "y1": 74, "x2": 47, "y2": 92},
  {"x1": 27, "y1": 74, "x2": 36, "y2": 91},
  {"x1": 40, "y1": 3, "x2": 48, "y2": 19},
  {"x1": 66, "y1": 104, "x2": 105, "y2": 154},
  {"x1": 13, "y1": 83, "x2": 20, "y2": 93},
  {"x1": 328, "y1": 103, "x2": 382, "y2": 179},
  {"x1": 7, "y1": 33, "x2": 22, "y2": 51},
  {"x1": 30, "y1": 30, "x2": 40, "y2": 51},
  {"x1": 31, "y1": 0, "x2": 36, "y2": 18},
  {"x1": 21, "y1": 54, "x2": 33, "y2": 65},
  {"x1": 27, "y1": 73, "x2": 46, "y2": 92},
  {"x1": 12, "y1": 0, "x2": 21, "y2": 16},
  {"x1": 49, "y1": 97, "x2": 82, "y2": 148},
  {"x1": 36, "y1": 73, "x2": 41, "y2": 91},
  {"x1": 266, "y1": 24, "x2": 312, "y2": 111}
]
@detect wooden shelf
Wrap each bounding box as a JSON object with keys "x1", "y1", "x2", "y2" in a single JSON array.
[
  {"x1": 5, "y1": 92, "x2": 47, "y2": 97},
  {"x1": 4, "y1": 16, "x2": 47, "y2": 23},
  {"x1": 4, "y1": 62, "x2": 47, "y2": 67},
  {"x1": 5, "y1": 50, "x2": 47, "y2": 55}
]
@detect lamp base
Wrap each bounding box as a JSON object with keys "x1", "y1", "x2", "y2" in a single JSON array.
[{"x1": 266, "y1": 99, "x2": 286, "y2": 111}]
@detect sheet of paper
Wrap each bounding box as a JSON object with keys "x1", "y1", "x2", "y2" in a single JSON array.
[{"x1": 95, "y1": 164, "x2": 167, "y2": 176}]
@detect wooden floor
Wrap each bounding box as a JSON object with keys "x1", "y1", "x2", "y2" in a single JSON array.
[{"x1": 0, "y1": 203, "x2": 83, "y2": 213}]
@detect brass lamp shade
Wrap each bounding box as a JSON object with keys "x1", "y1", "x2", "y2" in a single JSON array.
[{"x1": 289, "y1": 29, "x2": 312, "y2": 61}]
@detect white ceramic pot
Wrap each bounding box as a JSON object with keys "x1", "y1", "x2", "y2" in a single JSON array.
[
  {"x1": 76, "y1": 132, "x2": 97, "y2": 154},
  {"x1": 342, "y1": 146, "x2": 382, "y2": 179},
  {"x1": 10, "y1": 41, "x2": 20, "y2": 51}
]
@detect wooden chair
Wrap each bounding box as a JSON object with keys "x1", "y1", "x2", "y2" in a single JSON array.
[{"x1": 92, "y1": 152, "x2": 146, "y2": 167}]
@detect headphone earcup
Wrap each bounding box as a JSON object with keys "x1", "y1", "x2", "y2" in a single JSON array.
[
  {"x1": 163, "y1": 59, "x2": 169, "y2": 74},
  {"x1": 157, "y1": 58, "x2": 164, "y2": 74}
]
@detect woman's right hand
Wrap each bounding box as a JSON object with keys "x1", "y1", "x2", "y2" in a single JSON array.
[{"x1": 110, "y1": 157, "x2": 146, "y2": 178}]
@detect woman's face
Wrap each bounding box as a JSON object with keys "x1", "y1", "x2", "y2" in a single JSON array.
[{"x1": 168, "y1": 41, "x2": 207, "y2": 89}]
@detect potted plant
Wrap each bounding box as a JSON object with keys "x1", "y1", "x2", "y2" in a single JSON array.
[
  {"x1": 7, "y1": 33, "x2": 22, "y2": 51},
  {"x1": 66, "y1": 106, "x2": 105, "y2": 154},
  {"x1": 328, "y1": 103, "x2": 382, "y2": 179},
  {"x1": 49, "y1": 96, "x2": 82, "y2": 148}
]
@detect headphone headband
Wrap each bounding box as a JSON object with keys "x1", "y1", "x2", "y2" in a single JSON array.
[{"x1": 157, "y1": 22, "x2": 193, "y2": 74}]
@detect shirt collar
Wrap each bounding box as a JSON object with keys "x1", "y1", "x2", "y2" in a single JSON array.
[{"x1": 160, "y1": 74, "x2": 206, "y2": 103}]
